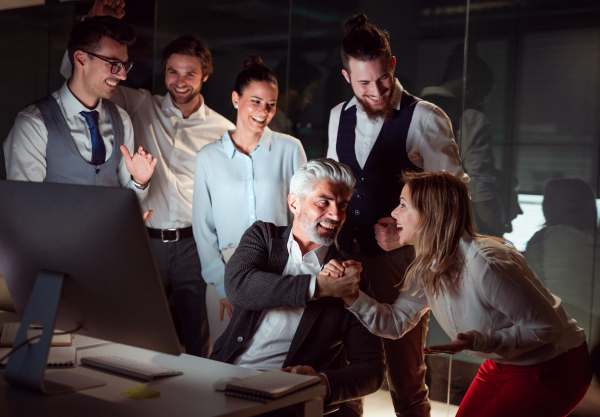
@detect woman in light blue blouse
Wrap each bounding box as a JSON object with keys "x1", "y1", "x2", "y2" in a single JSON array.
[{"x1": 192, "y1": 56, "x2": 307, "y2": 341}]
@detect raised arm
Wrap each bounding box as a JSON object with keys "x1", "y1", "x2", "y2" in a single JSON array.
[{"x1": 225, "y1": 222, "x2": 314, "y2": 311}]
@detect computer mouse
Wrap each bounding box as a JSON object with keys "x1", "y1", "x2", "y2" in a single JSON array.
[{"x1": 213, "y1": 377, "x2": 241, "y2": 391}]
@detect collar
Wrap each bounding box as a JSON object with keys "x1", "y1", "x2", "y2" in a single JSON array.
[
  {"x1": 420, "y1": 85, "x2": 457, "y2": 99},
  {"x1": 160, "y1": 93, "x2": 206, "y2": 121},
  {"x1": 344, "y1": 78, "x2": 404, "y2": 113},
  {"x1": 60, "y1": 81, "x2": 103, "y2": 120},
  {"x1": 287, "y1": 231, "x2": 329, "y2": 267},
  {"x1": 222, "y1": 127, "x2": 273, "y2": 159}
]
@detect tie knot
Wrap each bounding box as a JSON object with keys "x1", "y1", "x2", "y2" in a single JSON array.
[{"x1": 80, "y1": 110, "x2": 100, "y2": 128}]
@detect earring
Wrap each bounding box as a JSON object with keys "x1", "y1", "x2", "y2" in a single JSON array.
[{"x1": 234, "y1": 104, "x2": 238, "y2": 109}]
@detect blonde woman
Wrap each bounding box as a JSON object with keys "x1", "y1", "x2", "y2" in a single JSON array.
[{"x1": 324, "y1": 171, "x2": 592, "y2": 417}]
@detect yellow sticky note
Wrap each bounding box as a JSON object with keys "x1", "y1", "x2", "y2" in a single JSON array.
[{"x1": 121, "y1": 385, "x2": 161, "y2": 400}]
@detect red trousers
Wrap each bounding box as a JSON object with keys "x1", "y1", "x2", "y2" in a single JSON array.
[{"x1": 456, "y1": 343, "x2": 592, "y2": 417}]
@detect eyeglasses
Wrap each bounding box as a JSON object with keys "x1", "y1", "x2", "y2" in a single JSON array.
[{"x1": 80, "y1": 50, "x2": 134, "y2": 74}]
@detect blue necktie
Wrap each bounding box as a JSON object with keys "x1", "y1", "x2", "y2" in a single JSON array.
[{"x1": 80, "y1": 110, "x2": 106, "y2": 165}]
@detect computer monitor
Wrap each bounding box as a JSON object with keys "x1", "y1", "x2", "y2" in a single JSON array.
[{"x1": 0, "y1": 180, "x2": 181, "y2": 394}]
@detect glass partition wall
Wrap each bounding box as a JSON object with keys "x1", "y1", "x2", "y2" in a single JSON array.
[{"x1": 1, "y1": 0, "x2": 599, "y2": 414}]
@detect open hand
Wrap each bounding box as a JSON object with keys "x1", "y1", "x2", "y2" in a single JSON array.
[
  {"x1": 422, "y1": 332, "x2": 475, "y2": 355},
  {"x1": 374, "y1": 217, "x2": 402, "y2": 251},
  {"x1": 89, "y1": 0, "x2": 126, "y2": 19},
  {"x1": 219, "y1": 298, "x2": 234, "y2": 321},
  {"x1": 121, "y1": 145, "x2": 157, "y2": 186}
]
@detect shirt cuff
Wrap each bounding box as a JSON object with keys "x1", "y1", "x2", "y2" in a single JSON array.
[
  {"x1": 307, "y1": 275, "x2": 317, "y2": 301},
  {"x1": 346, "y1": 290, "x2": 369, "y2": 313},
  {"x1": 318, "y1": 373, "x2": 331, "y2": 399},
  {"x1": 215, "y1": 283, "x2": 227, "y2": 299}
]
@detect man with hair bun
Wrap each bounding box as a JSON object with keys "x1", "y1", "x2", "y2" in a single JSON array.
[
  {"x1": 60, "y1": 0, "x2": 235, "y2": 358},
  {"x1": 327, "y1": 13, "x2": 470, "y2": 417},
  {"x1": 212, "y1": 158, "x2": 385, "y2": 415}
]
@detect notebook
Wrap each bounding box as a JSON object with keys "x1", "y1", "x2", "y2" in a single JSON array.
[
  {"x1": 225, "y1": 370, "x2": 321, "y2": 402},
  {"x1": 0, "y1": 346, "x2": 76, "y2": 368},
  {"x1": 0, "y1": 322, "x2": 72, "y2": 347}
]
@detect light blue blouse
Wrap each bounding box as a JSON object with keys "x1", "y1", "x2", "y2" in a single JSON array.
[{"x1": 192, "y1": 127, "x2": 307, "y2": 298}]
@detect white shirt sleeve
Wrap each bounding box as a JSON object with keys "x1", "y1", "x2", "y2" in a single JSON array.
[
  {"x1": 347, "y1": 280, "x2": 430, "y2": 339},
  {"x1": 407, "y1": 102, "x2": 470, "y2": 188},
  {"x1": 458, "y1": 109, "x2": 496, "y2": 203},
  {"x1": 326, "y1": 103, "x2": 345, "y2": 161},
  {"x1": 192, "y1": 150, "x2": 227, "y2": 298},
  {"x1": 118, "y1": 108, "x2": 147, "y2": 201},
  {"x1": 4, "y1": 106, "x2": 48, "y2": 181},
  {"x1": 470, "y1": 260, "x2": 567, "y2": 357}
]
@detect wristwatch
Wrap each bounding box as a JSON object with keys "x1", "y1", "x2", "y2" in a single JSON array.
[{"x1": 131, "y1": 176, "x2": 149, "y2": 190}]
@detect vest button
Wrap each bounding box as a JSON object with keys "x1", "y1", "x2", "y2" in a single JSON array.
[
  {"x1": 354, "y1": 210, "x2": 360, "y2": 215},
  {"x1": 237, "y1": 336, "x2": 244, "y2": 342},
  {"x1": 356, "y1": 194, "x2": 362, "y2": 199},
  {"x1": 359, "y1": 178, "x2": 365, "y2": 182},
  {"x1": 355, "y1": 227, "x2": 359, "y2": 231}
]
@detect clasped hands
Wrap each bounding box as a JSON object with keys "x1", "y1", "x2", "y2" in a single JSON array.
[{"x1": 316, "y1": 259, "x2": 362, "y2": 307}]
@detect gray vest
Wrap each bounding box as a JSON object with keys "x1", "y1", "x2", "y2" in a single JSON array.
[{"x1": 35, "y1": 96, "x2": 123, "y2": 187}]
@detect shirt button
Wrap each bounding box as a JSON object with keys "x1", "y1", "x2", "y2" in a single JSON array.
[
  {"x1": 237, "y1": 336, "x2": 244, "y2": 342},
  {"x1": 354, "y1": 210, "x2": 360, "y2": 215},
  {"x1": 250, "y1": 351, "x2": 255, "y2": 355},
  {"x1": 264, "y1": 330, "x2": 269, "y2": 334},
  {"x1": 359, "y1": 178, "x2": 365, "y2": 182},
  {"x1": 356, "y1": 195, "x2": 362, "y2": 199},
  {"x1": 295, "y1": 263, "x2": 301, "y2": 268}
]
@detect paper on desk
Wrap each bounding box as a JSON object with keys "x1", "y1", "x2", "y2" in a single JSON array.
[
  {"x1": 121, "y1": 386, "x2": 161, "y2": 400},
  {"x1": 0, "y1": 346, "x2": 76, "y2": 368}
]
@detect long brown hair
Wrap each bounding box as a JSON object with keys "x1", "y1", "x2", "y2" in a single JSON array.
[{"x1": 401, "y1": 171, "x2": 508, "y2": 297}]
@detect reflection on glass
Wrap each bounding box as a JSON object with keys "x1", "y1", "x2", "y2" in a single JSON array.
[{"x1": 525, "y1": 179, "x2": 597, "y2": 335}]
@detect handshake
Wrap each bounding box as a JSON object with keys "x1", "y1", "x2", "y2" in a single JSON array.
[{"x1": 315, "y1": 259, "x2": 362, "y2": 307}]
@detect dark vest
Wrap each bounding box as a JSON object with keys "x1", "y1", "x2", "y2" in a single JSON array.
[
  {"x1": 336, "y1": 92, "x2": 422, "y2": 255},
  {"x1": 35, "y1": 96, "x2": 123, "y2": 187}
]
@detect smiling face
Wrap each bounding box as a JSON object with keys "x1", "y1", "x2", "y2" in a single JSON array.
[
  {"x1": 79, "y1": 35, "x2": 129, "y2": 101},
  {"x1": 391, "y1": 185, "x2": 421, "y2": 247},
  {"x1": 164, "y1": 54, "x2": 207, "y2": 106},
  {"x1": 289, "y1": 180, "x2": 349, "y2": 248},
  {"x1": 232, "y1": 81, "x2": 277, "y2": 135},
  {"x1": 342, "y1": 55, "x2": 396, "y2": 122}
]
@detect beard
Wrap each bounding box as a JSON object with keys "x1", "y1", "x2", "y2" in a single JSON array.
[
  {"x1": 168, "y1": 83, "x2": 201, "y2": 105},
  {"x1": 355, "y1": 81, "x2": 396, "y2": 123},
  {"x1": 297, "y1": 209, "x2": 340, "y2": 247}
]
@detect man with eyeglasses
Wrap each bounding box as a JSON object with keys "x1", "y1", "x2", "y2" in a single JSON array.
[
  {"x1": 56, "y1": 0, "x2": 235, "y2": 359},
  {"x1": 4, "y1": 13, "x2": 156, "y2": 214}
]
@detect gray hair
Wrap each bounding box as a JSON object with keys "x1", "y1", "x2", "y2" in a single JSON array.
[{"x1": 290, "y1": 158, "x2": 355, "y2": 199}]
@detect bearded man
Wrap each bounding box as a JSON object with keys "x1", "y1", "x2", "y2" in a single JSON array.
[
  {"x1": 211, "y1": 158, "x2": 385, "y2": 417},
  {"x1": 326, "y1": 14, "x2": 470, "y2": 417}
]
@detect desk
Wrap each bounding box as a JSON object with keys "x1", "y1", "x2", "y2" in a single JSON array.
[{"x1": 0, "y1": 313, "x2": 325, "y2": 417}]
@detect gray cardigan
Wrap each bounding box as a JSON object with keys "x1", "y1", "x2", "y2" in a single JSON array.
[{"x1": 210, "y1": 221, "x2": 386, "y2": 406}]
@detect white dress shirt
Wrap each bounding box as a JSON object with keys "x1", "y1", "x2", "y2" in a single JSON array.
[
  {"x1": 420, "y1": 86, "x2": 496, "y2": 203},
  {"x1": 4, "y1": 81, "x2": 144, "y2": 198},
  {"x1": 233, "y1": 232, "x2": 326, "y2": 370},
  {"x1": 347, "y1": 233, "x2": 586, "y2": 366},
  {"x1": 60, "y1": 53, "x2": 234, "y2": 228},
  {"x1": 192, "y1": 128, "x2": 307, "y2": 298},
  {"x1": 327, "y1": 79, "x2": 472, "y2": 198}
]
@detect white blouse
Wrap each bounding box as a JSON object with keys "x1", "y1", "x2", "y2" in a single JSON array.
[{"x1": 347, "y1": 233, "x2": 586, "y2": 366}]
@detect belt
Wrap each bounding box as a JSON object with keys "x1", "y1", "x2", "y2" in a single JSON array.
[{"x1": 147, "y1": 227, "x2": 193, "y2": 242}]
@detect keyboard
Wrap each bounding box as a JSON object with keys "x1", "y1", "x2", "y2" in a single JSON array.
[{"x1": 81, "y1": 356, "x2": 183, "y2": 381}]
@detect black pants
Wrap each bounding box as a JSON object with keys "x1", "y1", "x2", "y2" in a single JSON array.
[
  {"x1": 343, "y1": 246, "x2": 431, "y2": 417},
  {"x1": 151, "y1": 237, "x2": 211, "y2": 358}
]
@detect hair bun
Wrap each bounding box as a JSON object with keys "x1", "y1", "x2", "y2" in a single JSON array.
[
  {"x1": 345, "y1": 14, "x2": 367, "y2": 34},
  {"x1": 242, "y1": 55, "x2": 265, "y2": 70}
]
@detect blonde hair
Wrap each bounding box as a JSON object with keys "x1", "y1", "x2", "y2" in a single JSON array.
[{"x1": 401, "y1": 171, "x2": 508, "y2": 297}]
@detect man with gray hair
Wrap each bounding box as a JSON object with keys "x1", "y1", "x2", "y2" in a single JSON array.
[{"x1": 211, "y1": 158, "x2": 385, "y2": 416}]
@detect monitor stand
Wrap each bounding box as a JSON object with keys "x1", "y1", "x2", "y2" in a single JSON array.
[{"x1": 3, "y1": 271, "x2": 106, "y2": 394}]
